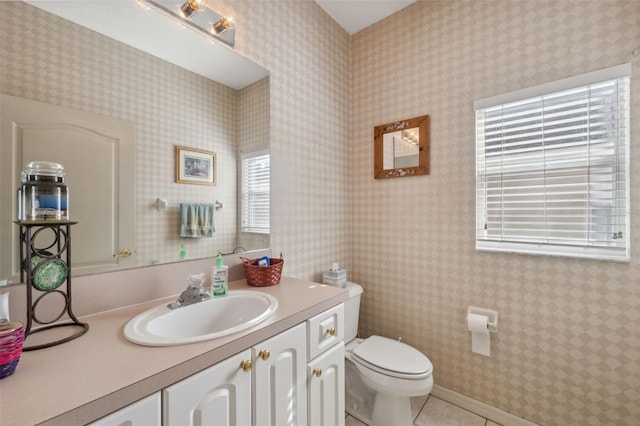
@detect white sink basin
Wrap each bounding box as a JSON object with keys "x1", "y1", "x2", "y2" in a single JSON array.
[{"x1": 124, "y1": 290, "x2": 278, "y2": 346}]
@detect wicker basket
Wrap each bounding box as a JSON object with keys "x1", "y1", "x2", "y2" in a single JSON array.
[
  {"x1": 0, "y1": 322, "x2": 25, "y2": 380},
  {"x1": 241, "y1": 255, "x2": 284, "y2": 287}
]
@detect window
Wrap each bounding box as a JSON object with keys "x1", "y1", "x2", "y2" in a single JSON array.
[
  {"x1": 241, "y1": 150, "x2": 270, "y2": 234},
  {"x1": 475, "y1": 64, "x2": 631, "y2": 261}
]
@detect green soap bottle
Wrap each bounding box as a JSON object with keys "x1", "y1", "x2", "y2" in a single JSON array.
[{"x1": 211, "y1": 250, "x2": 228, "y2": 297}]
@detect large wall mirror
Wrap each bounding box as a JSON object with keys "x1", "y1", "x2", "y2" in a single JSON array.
[
  {"x1": 374, "y1": 115, "x2": 430, "y2": 179},
  {"x1": 0, "y1": 1, "x2": 270, "y2": 283}
]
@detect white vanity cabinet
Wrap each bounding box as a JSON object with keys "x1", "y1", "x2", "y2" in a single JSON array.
[
  {"x1": 88, "y1": 392, "x2": 161, "y2": 426},
  {"x1": 306, "y1": 304, "x2": 345, "y2": 426},
  {"x1": 97, "y1": 305, "x2": 344, "y2": 426},
  {"x1": 163, "y1": 349, "x2": 252, "y2": 426}
]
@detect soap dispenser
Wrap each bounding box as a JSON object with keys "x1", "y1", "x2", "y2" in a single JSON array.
[{"x1": 211, "y1": 250, "x2": 228, "y2": 297}]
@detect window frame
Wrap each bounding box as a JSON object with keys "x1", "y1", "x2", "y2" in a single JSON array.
[{"x1": 474, "y1": 64, "x2": 631, "y2": 262}]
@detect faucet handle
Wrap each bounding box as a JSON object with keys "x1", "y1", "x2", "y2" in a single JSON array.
[
  {"x1": 168, "y1": 272, "x2": 209, "y2": 309},
  {"x1": 186, "y1": 272, "x2": 206, "y2": 290}
]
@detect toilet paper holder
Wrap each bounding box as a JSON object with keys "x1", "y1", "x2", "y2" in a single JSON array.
[{"x1": 467, "y1": 306, "x2": 499, "y2": 332}]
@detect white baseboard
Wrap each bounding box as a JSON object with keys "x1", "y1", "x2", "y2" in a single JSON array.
[{"x1": 431, "y1": 385, "x2": 540, "y2": 426}]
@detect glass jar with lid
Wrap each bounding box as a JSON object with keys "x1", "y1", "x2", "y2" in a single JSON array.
[{"x1": 17, "y1": 161, "x2": 69, "y2": 221}]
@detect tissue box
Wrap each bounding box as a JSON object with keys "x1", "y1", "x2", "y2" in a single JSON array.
[{"x1": 323, "y1": 269, "x2": 346, "y2": 287}]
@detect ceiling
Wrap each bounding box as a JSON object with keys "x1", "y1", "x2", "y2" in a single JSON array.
[{"x1": 314, "y1": 0, "x2": 416, "y2": 35}]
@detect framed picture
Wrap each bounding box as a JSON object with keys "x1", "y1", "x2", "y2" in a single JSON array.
[{"x1": 175, "y1": 146, "x2": 216, "y2": 186}]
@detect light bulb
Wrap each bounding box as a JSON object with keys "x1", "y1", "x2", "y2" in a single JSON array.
[{"x1": 180, "y1": 0, "x2": 202, "y2": 19}]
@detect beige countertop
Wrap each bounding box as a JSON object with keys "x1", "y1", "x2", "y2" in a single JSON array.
[{"x1": 0, "y1": 277, "x2": 348, "y2": 426}]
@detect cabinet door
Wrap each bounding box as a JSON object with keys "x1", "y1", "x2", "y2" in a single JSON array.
[
  {"x1": 163, "y1": 349, "x2": 252, "y2": 426},
  {"x1": 1, "y1": 94, "x2": 136, "y2": 281},
  {"x1": 253, "y1": 323, "x2": 307, "y2": 426},
  {"x1": 89, "y1": 392, "x2": 161, "y2": 426},
  {"x1": 308, "y1": 343, "x2": 345, "y2": 426}
]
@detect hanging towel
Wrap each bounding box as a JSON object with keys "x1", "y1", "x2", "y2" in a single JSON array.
[{"x1": 180, "y1": 203, "x2": 215, "y2": 238}]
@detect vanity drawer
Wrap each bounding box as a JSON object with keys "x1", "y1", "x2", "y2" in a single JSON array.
[{"x1": 307, "y1": 303, "x2": 344, "y2": 360}]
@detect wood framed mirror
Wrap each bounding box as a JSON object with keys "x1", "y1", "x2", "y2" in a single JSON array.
[{"x1": 374, "y1": 115, "x2": 429, "y2": 179}]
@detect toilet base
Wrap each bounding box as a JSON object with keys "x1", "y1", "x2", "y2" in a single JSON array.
[
  {"x1": 346, "y1": 355, "x2": 431, "y2": 426},
  {"x1": 371, "y1": 393, "x2": 413, "y2": 426},
  {"x1": 345, "y1": 357, "x2": 376, "y2": 424}
]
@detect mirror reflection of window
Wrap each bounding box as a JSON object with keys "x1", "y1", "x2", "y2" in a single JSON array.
[
  {"x1": 241, "y1": 151, "x2": 270, "y2": 234},
  {"x1": 383, "y1": 127, "x2": 420, "y2": 169}
]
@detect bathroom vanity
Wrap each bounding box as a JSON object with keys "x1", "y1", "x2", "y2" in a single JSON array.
[{"x1": 0, "y1": 277, "x2": 347, "y2": 426}]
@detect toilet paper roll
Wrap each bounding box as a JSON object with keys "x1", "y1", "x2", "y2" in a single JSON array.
[{"x1": 467, "y1": 313, "x2": 490, "y2": 356}]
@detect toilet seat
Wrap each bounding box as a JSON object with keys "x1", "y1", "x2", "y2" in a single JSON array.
[{"x1": 352, "y1": 335, "x2": 433, "y2": 380}]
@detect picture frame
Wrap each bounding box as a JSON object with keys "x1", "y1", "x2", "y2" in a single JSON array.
[{"x1": 175, "y1": 146, "x2": 216, "y2": 186}]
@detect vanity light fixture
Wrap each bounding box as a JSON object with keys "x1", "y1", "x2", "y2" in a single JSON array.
[
  {"x1": 400, "y1": 129, "x2": 419, "y2": 146},
  {"x1": 139, "y1": 0, "x2": 235, "y2": 46}
]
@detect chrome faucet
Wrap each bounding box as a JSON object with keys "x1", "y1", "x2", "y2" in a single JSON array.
[{"x1": 168, "y1": 272, "x2": 210, "y2": 309}]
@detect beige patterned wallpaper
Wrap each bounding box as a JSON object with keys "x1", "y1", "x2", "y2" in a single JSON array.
[
  {"x1": 227, "y1": 0, "x2": 640, "y2": 422},
  {"x1": 220, "y1": 0, "x2": 352, "y2": 282},
  {"x1": 216, "y1": 0, "x2": 640, "y2": 424},
  {"x1": 350, "y1": 1, "x2": 640, "y2": 425}
]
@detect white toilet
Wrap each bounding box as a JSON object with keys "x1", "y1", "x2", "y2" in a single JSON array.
[{"x1": 344, "y1": 282, "x2": 433, "y2": 426}]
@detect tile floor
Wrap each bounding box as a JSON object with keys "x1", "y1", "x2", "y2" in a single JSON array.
[{"x1": 345, "y1": 395, "x2": 502, "y2": 426}]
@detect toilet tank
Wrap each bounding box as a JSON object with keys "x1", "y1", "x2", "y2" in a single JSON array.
[{"x1": 344, "y1": 282, "x2": 363, "y2": 342}]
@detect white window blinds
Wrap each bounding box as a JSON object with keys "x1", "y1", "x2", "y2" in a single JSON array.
[
  {"x1": 241, "y1": 151, "x2": 270, "y2": 234},
  {"x1": 475, "y1": 64, "x2": 631, "y2": 261}
]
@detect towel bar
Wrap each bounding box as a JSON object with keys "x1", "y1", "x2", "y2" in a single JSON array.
[{"x1": 156, "y1": 198, "x2": 223, "y2": 211}]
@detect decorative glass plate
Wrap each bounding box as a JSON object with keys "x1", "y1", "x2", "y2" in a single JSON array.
[
  {"x1": 30, "y1": 252, "x2": 53, "y2": 270},
  {"x1": 32, "y1": 259, "x2": 68, "y2": 291}
]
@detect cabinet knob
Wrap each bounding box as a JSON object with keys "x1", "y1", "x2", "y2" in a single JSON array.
[
  {"x1": 326, "y1": 328, "x2": 336, "y2": 336},
  {"x1": 258, "y1": 349, "x2": 270, "y2": 360},
  {"x1": 312, "y1": 368, "x2": 322, "y2": 377},
  {"x1": 240, "y1": 360, "x2": 252, "y2": 372}
]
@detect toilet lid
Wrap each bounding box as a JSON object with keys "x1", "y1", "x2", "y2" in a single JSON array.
[{"x1": 352, "y1": 335, "x2": 432, "y2": 378}]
